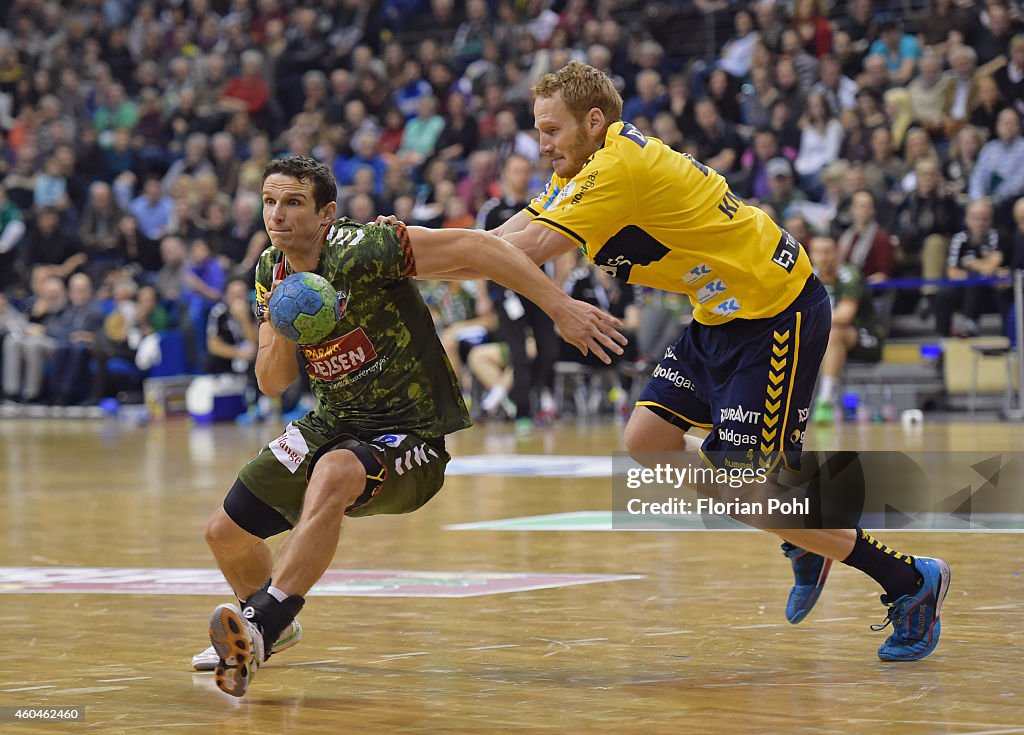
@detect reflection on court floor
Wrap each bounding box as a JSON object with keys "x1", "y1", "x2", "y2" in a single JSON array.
[{"x1": 0, "y1": 419, "x2": 1021, "y2": 734}]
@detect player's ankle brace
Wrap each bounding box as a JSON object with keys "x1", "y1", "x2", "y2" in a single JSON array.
[
  {"x1": 242, "y1": 589, "x2": 305, "y2": 655},
  {"x1": 237, "y1": 578, "x2": 272, "y2": 608}
]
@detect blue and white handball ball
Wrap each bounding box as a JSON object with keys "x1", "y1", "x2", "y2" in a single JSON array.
[{"x1": 268, "y1": 272, "x2": 340, "y2": 344}]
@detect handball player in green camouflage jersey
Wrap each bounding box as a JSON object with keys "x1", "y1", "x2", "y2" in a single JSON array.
[{"x1": 198, "y1": 156, "x2": 625, "y2": 698}]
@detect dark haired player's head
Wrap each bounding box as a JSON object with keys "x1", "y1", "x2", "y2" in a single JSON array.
[
  {"x1": 261, "y1": 156, "x2": 339, "y2": 260},
  {"x1": 262, "y1": 156, "x2": 337, "y2": 212}
]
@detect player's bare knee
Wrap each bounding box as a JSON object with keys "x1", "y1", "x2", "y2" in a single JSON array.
[
  {"x1": 623, "y1": 410, "x2": 651, "y2": 449},
  {"x1": 624, "y1": 418, "x2": 686, "y2": 460},
  {"x1": 204, "y1": 507, "x2": 256, "y2": 554},
  {"x1": 623, "y1": 421, "x2": 646, "y2": 457},
  {"x1": 307, "y1": 450, "x2": 365, "y2": 514},
  {"x1": 203, "y1": 508, "x2": 229, "y2": 548}
]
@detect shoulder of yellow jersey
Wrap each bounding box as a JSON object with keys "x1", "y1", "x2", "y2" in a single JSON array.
[
  {"x1": 590, "y1": 120, "x2": 667, "y2": 185},
  {"x1": 603, "y1": 120, "x2": 667, "y2": 159},
  {"x1": 595, "y1": 121, "x2": 638, "y2": 166},
  {"x1": 561, "y1": 121, "x2": 648, "y2": 193}
]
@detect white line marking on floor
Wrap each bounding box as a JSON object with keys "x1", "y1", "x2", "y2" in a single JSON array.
[
  {"x1": 2, "y1": 685, "x2": 56, "y2": 692},
  {"x1": 367, "y1": 652, "x2": 431, "y2": 664},
  {"x1": 976, "y1": 604, "x2": 1022, "y2": 611},
  {"x1": 50, "y1": 686, "x2": 128, "y2": 695},
  {"x1": 813, "y1": 617, "x2": 858, "y2": 623},
  {"x1": 286, "y1": 660, "x2": 338, "y2": 667}
]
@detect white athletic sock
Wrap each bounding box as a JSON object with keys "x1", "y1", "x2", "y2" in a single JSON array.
[
  {"x1": 267, "y1": 585, "x2": 290, "y2": 603},
  {"x1": 481, "y1": 385, "x2": 507, "y2": 412},
  {"x1": 819, "y1": 376, "x2": 837, "y2": 404}
]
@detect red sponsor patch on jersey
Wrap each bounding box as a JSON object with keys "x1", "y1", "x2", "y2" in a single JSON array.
[{"x1": 302, "y1": 328, "x2": 378, "y2": 380}]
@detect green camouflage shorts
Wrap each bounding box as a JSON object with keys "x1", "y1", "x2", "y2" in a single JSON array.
[{"x1": 237, "y1": 411, "x2": 450, "y2": 527}]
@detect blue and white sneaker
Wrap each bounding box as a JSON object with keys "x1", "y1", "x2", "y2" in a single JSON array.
[
  {"x1": 874, "y1": 557, "x2": 951, "y2": 661},
  {"x1": 782, "y1": 542, "x2": 832, "y2": 624}
]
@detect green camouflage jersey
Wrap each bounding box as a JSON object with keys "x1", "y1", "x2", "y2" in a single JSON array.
[
  {"x1": 820, "y1": 262, "x2": 884, "y2": 338},
  {"x1": 417, "y1": 280, "x2": 480, "y2": 328},
  {"x1": 255, "y1": 218, "x2": 472, "y2": 438}
]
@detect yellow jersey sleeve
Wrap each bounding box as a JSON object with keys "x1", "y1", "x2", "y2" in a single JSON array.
[
  {"x1": 526, "y1": 176, "x2": 570, "y2": 217},
  {"x1": 528, "y1": 162, "x2": 635, "y2": 253},
  {"x1": 528, "y1": 121, "x2": 812, "y2": 325}
]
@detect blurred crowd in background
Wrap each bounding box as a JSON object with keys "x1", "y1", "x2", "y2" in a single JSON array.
[{"x1": 1, "y1": 0, "x2": 1023, "y2": 427}]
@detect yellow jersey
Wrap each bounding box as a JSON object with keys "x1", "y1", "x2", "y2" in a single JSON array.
[{"x1": 526, "y1": 121, "x2": 812, "y2": 325}]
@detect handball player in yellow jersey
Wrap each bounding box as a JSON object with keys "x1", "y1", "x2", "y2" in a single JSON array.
[{"x1": 491, "y1": 62, "x2": 949, "y2": 661}]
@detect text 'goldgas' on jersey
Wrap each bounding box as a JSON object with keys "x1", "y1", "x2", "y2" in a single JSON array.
[
  {"x1": 526, "y1": 121, "x2": 813, "y2": 325},
  {"x1": 255, "y1": 218, "x2": 472, "y2": 438}
]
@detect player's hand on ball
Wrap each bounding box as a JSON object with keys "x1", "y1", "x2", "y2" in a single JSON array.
[
  {"x1": 263, "y1": 279, "x2": 294, "y2": 341},
  {"x1": 554, "y1": 300, "x2": 627, "y2": 364}
]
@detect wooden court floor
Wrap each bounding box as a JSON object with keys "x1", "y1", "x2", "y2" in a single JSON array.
[{"x1": 0, "y1": 416, "x2": 1022, "y2": 734}]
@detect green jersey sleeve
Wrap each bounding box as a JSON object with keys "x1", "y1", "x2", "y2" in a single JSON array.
[
  {"x1": 253, "y1": 247, "x2": 280, "y2": 322},
  {"x1": 322, "y1": 220, "x2": 416, "y2": 287}
]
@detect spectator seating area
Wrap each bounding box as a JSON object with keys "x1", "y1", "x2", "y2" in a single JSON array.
[{"x1": 1, "y1": 0, "x2": 1023, "y2": 422}]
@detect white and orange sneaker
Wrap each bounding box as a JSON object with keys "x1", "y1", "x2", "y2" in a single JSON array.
[
  {"x1": 192, "y1": 616, "x2": 302, "y2": 671},
  {"x1": 207, "y1": 603, "x2": 266, "y2": 697}
]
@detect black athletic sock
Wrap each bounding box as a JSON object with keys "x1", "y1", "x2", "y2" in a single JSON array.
[
  {"x1": 841, "y1": 528, "x2": 922, "y2": 600},
  {"x1": 243, "y1": 589, "x2": 305, "y2": 655}
]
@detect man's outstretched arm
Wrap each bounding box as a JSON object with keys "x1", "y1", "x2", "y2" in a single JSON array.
[
  {"x1": 377, "y1": 214, "x2": 577, "y2": 275},
  {"x1": 408, "y1": 226, "x2": 625, "y2": 363},
  {"x1": 416, "y1": 222, "x2": 582, "y2": 281},
  {"x1": 488, "y1": 209, "x2": 534, "y2": 238}
]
